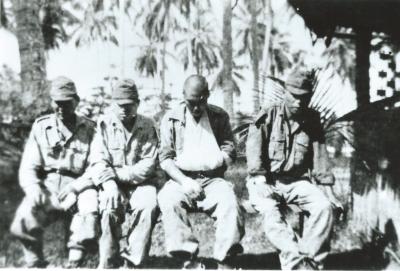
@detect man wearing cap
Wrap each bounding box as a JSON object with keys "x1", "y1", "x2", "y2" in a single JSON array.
[
  {"x1": 90, "y1": 79, "x2": 159, "y2": 268},
  {"x1": 245, "y1": 69, "x2": 335, "y2": 270},
  {"x1": 158, "y1": 74, "x2": 244, "y2": 268},
  {"x1": 10, "y1": 76, "x2": 98, "y2": 268}
]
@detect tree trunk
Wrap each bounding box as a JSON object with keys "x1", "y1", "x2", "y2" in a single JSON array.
[
  {"x1": 249, "y1": 0, "x2": 260, "y2": 113},
  {"x1": 260, "y1": 0, "x2": 272, "y2": 107},
  {"x1": 222, "y1": 0, "x2": 234, "y2": 119},
  {"x1": 13, "y1": 0, "x2": 48, "y2": 120}
]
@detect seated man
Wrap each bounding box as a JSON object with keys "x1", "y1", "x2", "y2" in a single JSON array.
[
  {"x1": 246, "y1": 68, "x2": 336, "y2": 270},
  {"x1": 90, "y1": 79, "x2": 159, "y2": 268},
  {"x1": 10, "y1": 76, "x2": 98, "y2": 268},
  {"x1": 158, "y1": 74, "x2": 244, "y2": 268}
]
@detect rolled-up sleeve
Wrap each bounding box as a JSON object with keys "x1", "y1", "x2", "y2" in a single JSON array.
[
  {"x1": 219, "y1": 112, "x2": 237, "y2": 163},
  {"x1": 159, "y1": 114, "x2": 176, "y2": 163},
  {"x1": 246, "y1": 123, "x2": 267, "y2": 176},
  {"x1": 126, "y1": 124, "x2": 159, "y2": 183},
  {"x1": 19, "y1": 126, "x2": 43, "y2": 191}
]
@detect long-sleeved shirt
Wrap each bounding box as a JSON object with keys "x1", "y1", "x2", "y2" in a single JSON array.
[
  {"x1": 90, "y1": 112, "x2": 159, "y2": 186},
  {"x1": 19, "y1": 113, "x2": 96, "y2": 191},
  {"x1": 159, "y1": 102, "x2": 236, "y2": 172},
  {"x1": 246, "y1": 103, "x2": 327, "y2": 179}
]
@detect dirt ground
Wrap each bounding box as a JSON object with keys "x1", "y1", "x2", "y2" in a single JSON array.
[{"x1": 0, "y1": 160, "x2": 394, "y2": 269}]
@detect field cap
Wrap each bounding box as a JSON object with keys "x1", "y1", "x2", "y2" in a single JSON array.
[
  {"x1": 112, "y1": 79, "x2": 139, "y2": 104},
  {"x1": 50, "y1": 76, "x2": 79, "y2": 101},
  {"x1": 285, "y1": 69, "x2": 314, "y2": 96}
]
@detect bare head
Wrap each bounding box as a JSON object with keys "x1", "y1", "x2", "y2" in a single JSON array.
[{"x1": 183, "y1": 75, "x2": 209, "y2": 118}]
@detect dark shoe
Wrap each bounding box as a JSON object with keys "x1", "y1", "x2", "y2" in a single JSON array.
[
  {"x1": 64, "y1": 260, "x2": 84, "y2": 269},
  {"x1": 27, "y1": 260, "x2": 49, "y2": 268},
  {"x1": 293, "y1": 258, "x2": 318, "y2": 270},
  {"x1": 182, "y1": 259, "x2": 205, "y2": 269}
]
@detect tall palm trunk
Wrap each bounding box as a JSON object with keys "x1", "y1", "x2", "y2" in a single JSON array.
[
  {"x1": 222, "y1": 0, "x2": 234, "y2": 119},
  {"x1": 260, "y1": 0, "x2": 272, "y2": 107},
  {"x1": 249, "y1": 0, "x2": 260, "y2": 113},
  {"x1": 13, "y1": 0, "x2": 47, "y2": 118}
]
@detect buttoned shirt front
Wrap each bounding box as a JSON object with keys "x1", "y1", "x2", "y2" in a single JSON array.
[
  {"x1": 19, "y1": 113, "x2": 96, "y2": 190},
  {"x1": 90, "y1": 111, "x2": 159, "y2": 186},
  {"x1": 246, "y1": 103, "x2": 324, "y2": 178}
]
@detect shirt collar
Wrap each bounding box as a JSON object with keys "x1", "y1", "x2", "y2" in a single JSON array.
[{"x1": 169, "y1": 101, "x2": 211, "y2": 126}]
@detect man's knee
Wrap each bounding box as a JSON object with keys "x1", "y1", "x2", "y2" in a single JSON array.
[
  {"x1": 158, "y1": 183, "x2": 183, "y2": 211},
  {"x1": 77, "y1": 189, "x2": 98, "y2": 214},
  {"x1": 310, "y1": 194, "x2": 333, "y2": 216},
  {"x1": 10, "y1": 198, "x2": 43, "y2": 239}
]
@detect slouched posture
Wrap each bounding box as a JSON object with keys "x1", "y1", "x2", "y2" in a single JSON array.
[
  {"x1": 158, "y1": 75, "x2": 244, "y2": 268},
  {"x1": 246, "y1": 69, "x2": 336, "y2": 270},
  {"x1": 10, "y1": 76, "x2": 98, "y2": 268},
  {"x1": 90, "y1": 79, "x2": 160, "y2": 268}
]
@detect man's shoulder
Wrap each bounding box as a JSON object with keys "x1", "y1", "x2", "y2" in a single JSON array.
[
  {"x1": 207, "y1": 104, "x2": 229, "y2": 118},
  {"x1": 254, "y1": 103, "x2": 282, "y2": 125},
  {"x1": 32, "y1": 113, "x2": 54, "y2": 130}
]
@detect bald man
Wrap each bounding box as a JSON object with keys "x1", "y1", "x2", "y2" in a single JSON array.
[{"x1": 158, "y1": 75, "x2": 244, "y2": 268}]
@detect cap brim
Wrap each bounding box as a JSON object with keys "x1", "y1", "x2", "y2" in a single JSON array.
[
  {"x1": 114, "y1": 99, "x2": 137, "y2": 105},
  {"x1": 51, "y1": 96, "x2": 76, "y2": 101},
  {"x1": 286, "y1": 85, "x2": 311, "y2": 96}
]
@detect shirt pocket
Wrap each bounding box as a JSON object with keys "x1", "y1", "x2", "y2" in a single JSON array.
[
  {"x1": 294, "y1": 133, "x2": 310, "y2": 165},
  {"x1": 66, "y1": 143, "x2": 89, "y2": 172},
  {"x1": 268, "y1": 135, "x2": 285, "y2": 161},
  {"x1": 108, "y1": 143, "x2": 125, "y2": 167}
]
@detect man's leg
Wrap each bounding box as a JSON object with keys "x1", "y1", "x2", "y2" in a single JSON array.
[
  {"x1": 282, "y1": 180, "x2": 334, "y2": 266},
  {"x1": 10, "y1": 193, "x2": 52, "y2": 267},
  {"x1": 68, "y1": 188, "x2": 99, "y2": 267},
  {"x1": 98, "y1": 188, "x2": 124, "y2": 268},
  {"x1": 199, "y1": 178, "x2": 244, "y2": 263},
  {"x1": 246, "y1": 177, "x2": 302, "y2": 270},
  {"x1": 158, "y1": 180, "x2": 199, "y2": 260},
  {"x1": 121, "y1": 184, "x2": 159, "y2": 266}
]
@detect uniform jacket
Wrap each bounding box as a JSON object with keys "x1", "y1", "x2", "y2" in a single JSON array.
[
  {"x1": 246, "y1": 103, "x2": 325, "y2": 179},
  {"x1": 19, "y1": 113, "x2": 96, "y2": 191},
  {"x1": 90, "y1": 112, "x2": 159, "y2": 186},
  {"x1": 159, "y1": 102, "x2": 236, "y2": 172}
]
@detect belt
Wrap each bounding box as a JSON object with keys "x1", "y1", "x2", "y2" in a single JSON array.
[
  {"x1": 181, "y1": 168, "x2": 224, "y2": 179},
  {"x1": 270, "y1": 173, "x2": 309, "y2": 183},
  {"x1": 44, "y1": 168, "x2": 81, "y2": 179}
]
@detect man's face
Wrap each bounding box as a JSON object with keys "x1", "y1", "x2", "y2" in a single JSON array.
[
  {"x1": 185, "y1": 96, "x2": 208, "y2": 118},
  {"x1": 114, "y1": 100, "x2": 139, "y2": 122},
  {"x1": 51, "y1": 99, "x2": 78, "y2": 120},
  {"x1": 283, "y1": 90, "x2": 310, "y2": 116}
]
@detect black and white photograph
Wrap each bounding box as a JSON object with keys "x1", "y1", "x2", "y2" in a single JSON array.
[{"x1": 0, "y1": 0, "x2": 400, "y2": 269}]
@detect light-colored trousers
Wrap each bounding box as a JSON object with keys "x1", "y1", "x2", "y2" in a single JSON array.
[
  {"x1": 10, "y1": 184, "x2": 98, "y2": 266},
  {"x1": 158, "y1": 178, "x2": 245, "y2": 262},
  {"x1": 98, "y1": 184, "x2": 158, "y2": 268},
  {"x1": 247, "y1": 177, "x2": 334, "y2": 270}
]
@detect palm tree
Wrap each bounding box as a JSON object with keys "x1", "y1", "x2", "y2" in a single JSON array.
[
  {"x1": 221, "y1": 0, "x2": 235, "y2": 119},
  {"x1": 12, "y1": 0, "x2": 48, "y2": 121},
  {"x1": 174, "y1": 2, "x2": 219, "y2": 75},
  {"x1": 234, "y1": 0, "x2": 264, "y2": 113}
]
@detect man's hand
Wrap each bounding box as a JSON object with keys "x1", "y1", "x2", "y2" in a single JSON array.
[
  {"x1": 247, "y1": 175, "x2": 274, "y2": 199},
  {"x1": 101, "y1": 180, "x2": 119, "y2": 209},
  {"x1": 115, "y1": 166, "x2": 132, "y2": 182},
  {"x1": 181, "y1": 177, "x2": 204, "y2": 201},
  {"x1": 58, "y1": 183, "x2": 78, "y2": 202},
  {"x1": 98, "y1": 167, "x2": 116, "y2": 184},
  {"x1": 26, "y1": 184, "x2": 47, "y2": 205}
]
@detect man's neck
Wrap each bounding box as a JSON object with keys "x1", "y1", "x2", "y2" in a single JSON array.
[
  {"x1": 60, "y1": 115, "x2": 77, "y2": 131},
  {"x1": 122, "y1": 116, "x2": 136, "y2": 132}
]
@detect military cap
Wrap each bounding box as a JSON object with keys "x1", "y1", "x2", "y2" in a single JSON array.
[
  {"x1": 285, "y1": 68, "x2": 314, "y2": 96},
  {"x1": 50, "y1": 76, "x2": 79, "y2": 101},
  {"x1": 112, "y1": 79, "x2": 139, "y2": 104}
]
